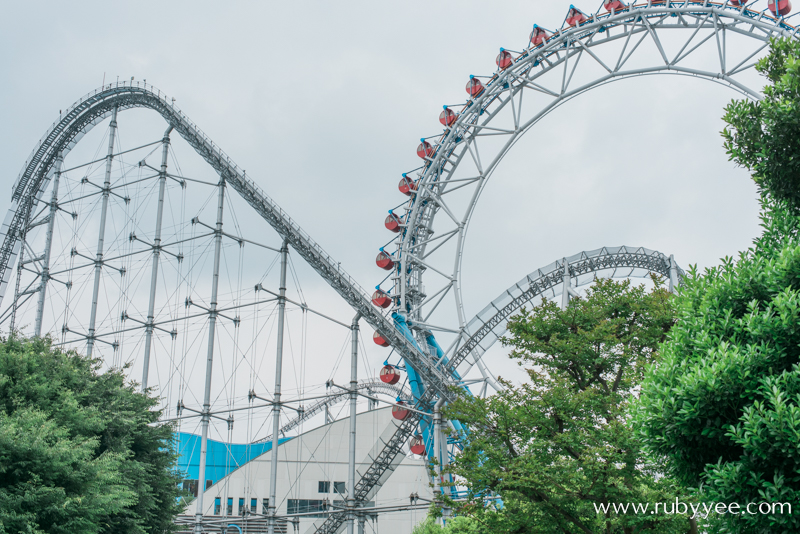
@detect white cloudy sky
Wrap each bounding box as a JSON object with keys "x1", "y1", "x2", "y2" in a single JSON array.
[{"x1": 0, "y1": 1, "x2": 770, "y2": 423}]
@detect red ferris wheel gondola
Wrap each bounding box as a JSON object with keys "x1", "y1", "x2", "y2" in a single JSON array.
[
  {"x1": 417, "y1": 140, "x2": 434, "y2": 159},
  {"x1": 373, "y1": 331, "x2": 390, "y2": 347},
  {"x1": 371, "y1": 289, "x2": 392, "y2": 308},
  {"x1": 409, "y1": 435, "x2": 426, "y2": 455},
  {"x1": 530, "y1": 25, "x2": 550, "y2": 47},
  {"x1": 566, "y1": 6, "x2": 588, "y2": 26},
  {"x1": 496, "y1": 49, "x2": 513, "y2": 70},
  {"x1": 398, "y1": 174, "x2": 417, "y2": 196},
  {"x1": 380, "y1": 365, "x2": 401, "y2": 384},
  {"x1": 376, "y1": 250, "x2": 394, "y2": 270},
  {"x1": 768, "y1": 0, "x2": 792, "y2": 16},
  {"x1": 466, "y1": 76, "x2": 485, "y2": 98},
  {"x1": 392, "y1": 401, "x2": 410, "y2": 420},
  {"x1": 385, "y1": 212, "x2": 403, "y2": 233},
  {"x1": 439, "y1": 107, "x2": 457, "y2": 127}
]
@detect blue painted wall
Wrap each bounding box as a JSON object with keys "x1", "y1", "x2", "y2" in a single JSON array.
[{"x1": 176, "y1": 432, "x2": 291, "y2": 487}]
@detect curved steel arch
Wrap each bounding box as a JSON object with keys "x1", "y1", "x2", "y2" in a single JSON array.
[
  {"x1": 385, "y1": 1, "x2": 798, "y2": 392},
  {"x1": 451, "y1": 246, "x2": 683, "y2": 383}
]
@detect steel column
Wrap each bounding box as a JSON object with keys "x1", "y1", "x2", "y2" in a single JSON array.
[
  {"x1": 34, "y1": 154, "x2": 63, "y2": 337},
  {"x1": 561, "y1": 259, "x2": 571, "y2": 311},
  {"x1": 347, "y1": 313, "x2": 361, "y2": 534},
  {"x1": 87, "y1": 106, "x2": 119, "y2": 357},
  {"x1": 194, "y1": 176, "x2": 226, "y2": 533},
  {"x1": 141, "y1": 126, "x2": 173, "y2": 391},
  {"x1": 267, "y1": 238, "x2": 289, "y2": 534},
  {"x1": 669, "y1": 254, "x2": 679, "y2": 294},
  {"x1": 433, "y1": 396, "x2": 445, "y2": 525}
]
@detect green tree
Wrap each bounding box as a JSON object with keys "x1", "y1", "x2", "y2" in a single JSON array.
[
  {"x1": 636, "y1": 38, "x2": 800, "y2": 533},
  {"x1": 0, "y1": 336, "x2": 184, "y2": 534},
  {"x1": 444, "y1": 278, "x2": 690, "y2": 534},
  {"x1": 412, "y1": 515, "x2": 485, "y2": 534}
]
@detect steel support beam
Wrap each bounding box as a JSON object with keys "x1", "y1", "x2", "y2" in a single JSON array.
[
  {"x1": 194, "y1": 176, "x2": 226, "y2": 533},
  {"x1": 141, "y1": 126, "x2": 173, "y2": 391},
  {"x1": 267, "y1": 238, "x2": 289, "y2": 534},
  {"x1": 34, "y1": 154, "x2": 62, "y2": 337},
  {"x1": 347, "y1": 313, "x2": 361, "y2": 534},
  {"x1": 87, "y1": 106, "x2": 118, "y2": 357}
]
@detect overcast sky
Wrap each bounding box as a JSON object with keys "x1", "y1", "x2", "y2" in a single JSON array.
[{"x1": 0, "y1": 1, "x2": 768, "y2": 406}]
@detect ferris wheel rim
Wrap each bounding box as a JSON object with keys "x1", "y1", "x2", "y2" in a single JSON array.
[{"x1": 389, "y1": 2, "x2": 796, "y2": 371}]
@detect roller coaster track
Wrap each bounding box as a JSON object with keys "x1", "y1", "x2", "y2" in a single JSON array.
[
  {"x1": 6, "y1": 3, "x2": 799, "y2": 532},
  {"x1": 312, "y1": 246, "x2": 683, "y2": 533},
  {"x1": 1, "y1": 83, "x2": 458, "y2": 406},
  {"x1": 318, "y1": 1, "x2": 798, "y2": 531},
  {"x1": 254, "y1": 379, "x2": 411, "y2": 443}
]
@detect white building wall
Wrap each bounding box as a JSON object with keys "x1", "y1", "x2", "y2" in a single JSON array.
[{"x1": 188, "y1": 407, "x2": 432, "y2": 533}]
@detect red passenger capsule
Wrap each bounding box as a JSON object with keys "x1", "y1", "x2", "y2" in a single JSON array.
[
  {"x1": 729, "y1": 0, "x2": 743, "y2": 4},
  {"x1": 496, "y1": 49, "x2": 513, "y2": 70},
  {"x1": 439, "y1": 107, "x2": 457, "y2": 127},
  {"x1": 398, "y1": 175, "x2": 417, "y2": 196},
  {"x1": 376, "y1": 251, "x2": 394, "y2": 270},
  {"x1": 385, "y1": 213, "x2": 403, "y2": 233},
  {"x1": 373, "y1": 331, "x2": 390, "y2": 347},
  {"x1": 466, "y1": 76, "x2": 484, "y2": 98},
  {"x1": 392, "y1": 401, "x2": 410, "y2": 420},
  {"x1": 417, "y1": 140, "x2": 434, "y2": 159},
  {"x1": 409, "y1": 435, "x2": 426, "y2": 455},
  {"x1": 768, "y1": 0, "x2": 792, "y2": 15},
  {"x1": 380, "y1": 365, "x2": 401, "y2": 385},
  {"x1": 371, "y1": 289, "x2": 392, "y2": 308},
  {"x1": 566, "y1": 6, "x2": 588, "y2": 26},
  {"x1": 603, "y1": 0, "x2": 625, "y2": 11},
  {"x1": 531, "y1": 26, "x2": 550, "y2": 47}
]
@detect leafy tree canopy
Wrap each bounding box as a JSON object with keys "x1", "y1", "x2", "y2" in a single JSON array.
[
  {"x1": 444, "y1": 278, "x2": 691, "y2": 534},
  {"x1": 637, "y1": 37, "x2": 800, "y2": 533},
  {"x1": 0, "y1": 336, "x2": 183, "y2": 534}
]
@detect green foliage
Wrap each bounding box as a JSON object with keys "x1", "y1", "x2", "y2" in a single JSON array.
[
  {"x1": 411, "y1": 515, "x2": 485, "y2": 534},
  {"x1": 637, "y1": 37, "x2": 800, "y2": 534},
  {"x1": 723, "y1": 37, "x2": 800, "y2": 207},
  {"x1": 444, "y1": 278, "x2": 690, "y2": 533},
  {"x1": 0, "y1": 336, "x2": 183, "y2": 534}
]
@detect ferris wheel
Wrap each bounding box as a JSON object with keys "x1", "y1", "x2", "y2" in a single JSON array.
[{"x1": 2, "y1": 1, "x2": 798, "y2": 533}]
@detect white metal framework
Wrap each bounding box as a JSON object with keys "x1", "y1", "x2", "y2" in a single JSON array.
[{"x1": 2, "y1": 2, "x2": 798, "y2": 533}]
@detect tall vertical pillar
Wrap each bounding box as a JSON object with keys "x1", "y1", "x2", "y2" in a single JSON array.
[
  {"x1": 560, "y1": 258, "x2": 571, "y2": 311},
  {"x1": 268, "y1": 239, "x2": 289, "y2": 534},
  {"x1": 194, "y1": 177, "x2": 226, "y2": 533},
  {"x1": 668, "y1": 254, "x2": 679, "y2": 294},
  {"x1": 87, "y1": 106, "x2": 119, "y2": 357},
  {"x1": 34, "y1": 154, "x2": 64, "y2": 337},
  {"x1": 10, "y1": 197, "x2": 34, "y2": 332},
  {"x1": 141, "y1": 126, "x2": 173, "y2": 391},
  {"x1": 347, "y1": 313, "x2": 361, "y2": 534}
]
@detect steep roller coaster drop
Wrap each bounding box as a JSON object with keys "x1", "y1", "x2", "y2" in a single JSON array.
[{"x1": 3, "y1": 1, "x2": 797, "y2": 532}]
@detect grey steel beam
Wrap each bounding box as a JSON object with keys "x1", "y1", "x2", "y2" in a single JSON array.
[
  {"x1": 194, "y1": 177, "x2": 226, "y2": 533},
  {"x1": 141, "y1": 126, "x2": 173, "y2": 391},
  {"x1": 34, "y1": 153, "x2": 62, "y2": 337},
  {"x1": 268, "y1": 239, "x2": 289, "y2": 534},
  {"x1": 87, "y1": 105, "x2": 118, "y2": 357}
]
